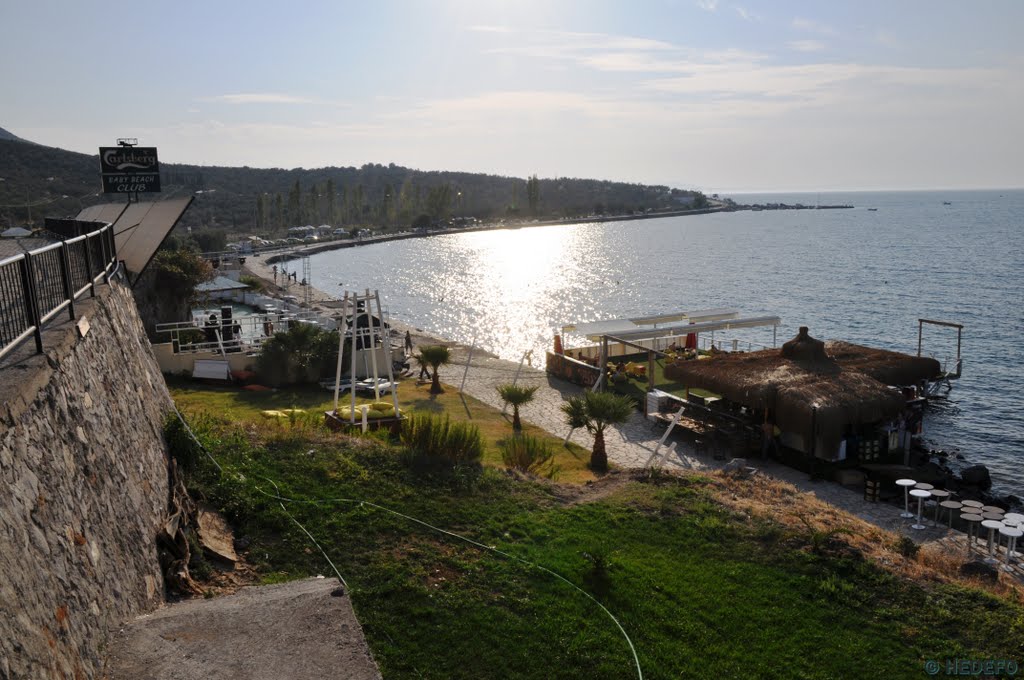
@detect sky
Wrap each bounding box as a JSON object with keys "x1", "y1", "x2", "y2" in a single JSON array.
[{"x1": 1, "y1": 0, "x2": 1022, "y2": 192}]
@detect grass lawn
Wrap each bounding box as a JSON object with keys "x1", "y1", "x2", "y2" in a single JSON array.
[
  {"x1": 168, "y1": 377, "x2": 596, "y2": 483},
  {"x1": 165, "y1": 387, "x2": 1024, "y2": 680}
]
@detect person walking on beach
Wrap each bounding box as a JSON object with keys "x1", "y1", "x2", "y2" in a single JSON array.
[
  {"x1": 415, "y1": 352, "x2": 431, "y2": 382},
  {"x1": 272, "y1": 264, "x2": 278, "y2": 283},
  {"x1": 404, "y1": 330, "x2": 413, "y2": 354}
]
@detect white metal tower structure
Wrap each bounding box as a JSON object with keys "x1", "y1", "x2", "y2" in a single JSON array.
[
  {"x1": 331, "y1": 289, "x2": 401, "y2": 423},
  {"x1": 301, "y1": 255, "x2": 312, "y2": 307}
]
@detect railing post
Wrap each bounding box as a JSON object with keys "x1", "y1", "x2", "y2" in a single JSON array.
[
  {"x1": 59, "y1": 243, "x2": 75, "y2": 321},
  {"x1": 102, "y1": 227, "x2": 112, "y2": 282},
  {"x1": 83, "y1": 233, "x2": 96, "y2": 297},
  {"x1": 20, "y1": 253, "x2": 43, "y2": 354}
]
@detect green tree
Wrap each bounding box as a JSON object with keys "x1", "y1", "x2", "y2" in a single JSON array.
[
  {"x1": 326, "y1": 178, "x2": 337, "y2": 224},
  {"x1": 274, "y1": 193, "x2": 284, "y2": 230},
  {"x1": 526, "y1": 174, "x2": 540, "y2": 215},
  {"x1": 307, "y1": 185, "x2": 319, "y2": 223},
  {"x1": 412, "y1": 213, "x2": 432, "y2": 230},
  {"x1": 418, "y1": 345, "x2": 451, "y2": 394},
  {"x1": 255, "y1": 194, "x2": 265, "y2": 231},
  {"x1": 133, "y1": 245, "x2": 213, "y2": 340},
  {"x1": 339, "y1": 185, "x2": 349, "y2": 224},
  {"x1": 192, "y1": 230, "x2": 226, "y2": 253},
  {"x1": 496, "y1": 384, "x2": 538, "y2": 432},
  {"x1": 560, "y1": 391, "x2": 634, "y2": 472},
  {"x1": 287, "y1": 180, "x2": 302, "y2": 226},
  {"x1": 425, "y1": 184, "x2": 452, "y2": 219},
  {"x1": 352, "y1": 185, "x2": 365, "y2": 224}
]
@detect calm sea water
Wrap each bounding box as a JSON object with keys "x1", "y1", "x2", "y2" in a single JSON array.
[{"x1": 309, "y1": 189, "x2": 1024, "y2": 496}]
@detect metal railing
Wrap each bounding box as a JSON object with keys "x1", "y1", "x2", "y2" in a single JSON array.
[{"x1": 0, "y1": 222, "x2": 117, "y2": 361}]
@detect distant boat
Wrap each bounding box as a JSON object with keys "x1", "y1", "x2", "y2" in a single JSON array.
[
  {"x1": 943, "y1": 201, "x2": 952, "y2": 205},
  {"x1": 867, "y1": 208, "x2": 878, "y2": 212}
]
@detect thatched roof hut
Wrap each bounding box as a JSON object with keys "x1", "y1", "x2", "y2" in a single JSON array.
[
  {"x1": 825, "y1": 341, "x2": 940, "y2": 386},
  {"x1": 663, "y1": 327, "x2": 926, "y2": 457}
]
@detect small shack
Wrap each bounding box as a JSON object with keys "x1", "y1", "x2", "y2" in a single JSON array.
[{"x1": 664, "y1": 327, "x2": 941, "y2": 461}]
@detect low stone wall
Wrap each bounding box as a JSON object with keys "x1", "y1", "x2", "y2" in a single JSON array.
[
  {"x1": 545, "y1": 351, "x2": 600, "y2": 387},
  {"x1": 0, "y1": 277, "x2": 172, "y2": 679}
]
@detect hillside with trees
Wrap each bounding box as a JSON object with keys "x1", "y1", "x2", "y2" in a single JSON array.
[{"x1": 0, "y1": 136, "x2": 706, "y2": 239}]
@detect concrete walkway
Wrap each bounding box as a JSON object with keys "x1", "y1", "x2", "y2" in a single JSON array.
[{"x1": 104, "y1": 578, "x2": 380, "y2": 679}]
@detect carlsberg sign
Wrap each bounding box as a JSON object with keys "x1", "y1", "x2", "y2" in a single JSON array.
[{"x1": 99, "y1": 146, "x2": 161, "y2": 194}]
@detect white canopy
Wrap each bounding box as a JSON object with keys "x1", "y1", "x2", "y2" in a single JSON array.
[
  {"x1": 598, "y1": 315, "x2": 781, "y2": 342},
  {"x1": 562, "y1": 308, "x2": 740, "y2": 339}
]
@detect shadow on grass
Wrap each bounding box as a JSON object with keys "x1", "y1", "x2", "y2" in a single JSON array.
[
  {"x1": 457, "y1": 393, "x2": 473, "y2": 420},
  {"x1": 409, "y1": 397, "x2": 445, "y2": 413}
]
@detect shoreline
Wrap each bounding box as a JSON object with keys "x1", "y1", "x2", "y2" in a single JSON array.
[
  {"x1": 259, "y1": 202, "x2": 854, "y2": 265},
  {"x1": 241, "y1": 255, "x2": 1019, "y2": 512},
  {"x1": 261, "y1": 206, "x2": 727, "y2": 265}
]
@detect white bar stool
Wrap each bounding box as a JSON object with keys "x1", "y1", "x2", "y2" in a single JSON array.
[
  {"x1": 939, "y1": 499, "x2": 961, "y2": 528},
  {"x1": 1000, "y1": 525, "x2": 1022, "y2": 569},
  {"x1": 981, "y1": 519, "x2": 1004, "y2": 562},
  {"x1": 929, "y1": 489, "x2": 950, "y2": 524},
  {"x1": 910, "y1": 489, "x2": 931, "y2": 530},
  {"x1": 896, "y1": 479, "x2": 917, "y2": 519},
  {"x1": 960, "y1": 513, "x2": 983, "y2": 556}
]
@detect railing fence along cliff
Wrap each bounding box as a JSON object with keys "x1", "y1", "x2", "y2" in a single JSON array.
[{"x1": 0, "y1": 222, "x2": 117, "y2": 361}]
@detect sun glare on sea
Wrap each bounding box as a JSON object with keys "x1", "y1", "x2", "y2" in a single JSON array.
[{"x1": 444, "y1": 225, "x2": 578, "y2": 358}]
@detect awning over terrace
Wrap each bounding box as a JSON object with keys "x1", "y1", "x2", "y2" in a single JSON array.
[
  {"x1": 562, "y1": 308, "x2": 741, "y2": 340},
  {"x1": 77, "y1": 196, "x2": 194, "y2": 286},
  {"x1": 563, "y1": 311, "x2": 780, "y2": 343}
]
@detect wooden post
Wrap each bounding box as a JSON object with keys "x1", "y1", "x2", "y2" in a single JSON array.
[{"x1": 647, "y1": 349, "x2": 654, "y2": 393}]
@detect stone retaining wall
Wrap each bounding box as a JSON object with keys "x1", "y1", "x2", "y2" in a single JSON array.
[{"x1": 0, "y1": 277, "x2": 172, "y2": 679}]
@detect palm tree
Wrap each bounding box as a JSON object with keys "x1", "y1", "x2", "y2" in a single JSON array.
[
  {"x1": 496, "y1": 384, "x2": 538, "y2": 432},
  {"x1": 560, "y1": 391, "x2": 634, "y2": 472},
  {"x1": 419, "y1": 345, "x2": 451, "y2": 394}
]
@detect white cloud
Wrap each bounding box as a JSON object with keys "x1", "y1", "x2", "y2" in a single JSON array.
[
  {"x1": 484, "y1": 26, "x2": 766, "y2": 76},
  {"x1": 641, "y1": 61, "x2": 1008, "y2": 100},
  {"x1": 696, "y1": 0, "x2": 720, "y2": 10},
  {"x1": 204, "y1": 93, "x2": 313, "y2": 105},
  {"x1": 792, "y1": 17, "x2": 836, "y2": 36},
  {"x1": 465, "y1": 25, "x2": 513, "y2": 34},
  {"x1": 787, "y1": 40, "x2": 826, "y2": 52},
  {"x1": 734, "y1": 6, "x2": 759, "y2": 21}
]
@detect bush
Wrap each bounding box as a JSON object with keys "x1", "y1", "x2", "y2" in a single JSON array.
[
  {"x1": 239, "y1": 274, "x2": 267, "y2": 293},
  {"x1": 894, "y1": 535, "x2": 921, "y2": 559},
  {"x1": 582, "y1": 548, "x2": 617, "y2": 600},
  {"x1": 499, "y1": 435, "x2": 554, "y2": 475},
  {"x1": 400, "y1": 413, "x2": 483, "y2": 469},
  {"x1": 256, "y1": 324, "x2": 339, "y2": 386}
]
